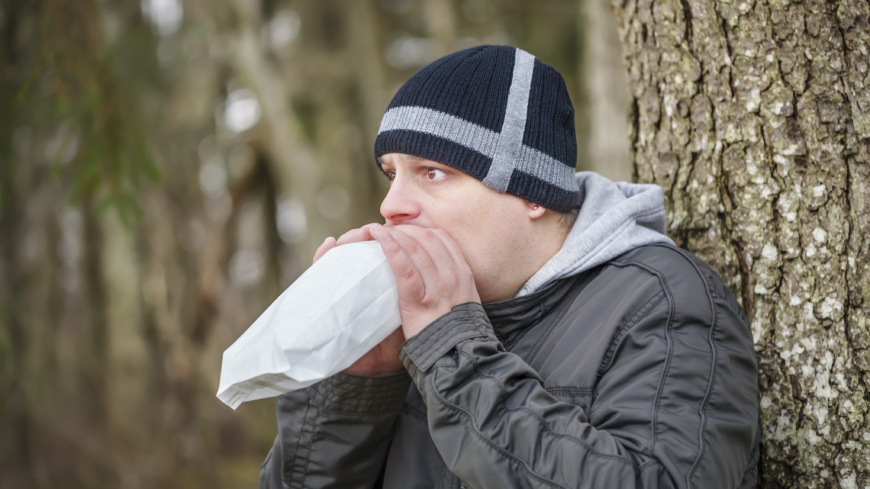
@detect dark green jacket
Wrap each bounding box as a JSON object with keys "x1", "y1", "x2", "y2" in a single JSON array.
[{"x1": 260, "y1": 244, "x2": 760, "y2": 488}]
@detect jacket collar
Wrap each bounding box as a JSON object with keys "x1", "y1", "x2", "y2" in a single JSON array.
[{"x1": 481, "y1": 275, "x2": 583, "y2": 348}]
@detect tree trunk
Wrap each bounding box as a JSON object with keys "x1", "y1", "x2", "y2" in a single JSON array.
[{"x1": 613, "y1": 0, "x2": 870, "y2": 486}]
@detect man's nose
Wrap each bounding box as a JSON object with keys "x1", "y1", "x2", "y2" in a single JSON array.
[{"x1": 380, "y1": 177, "x2": 421, "y2": 225}]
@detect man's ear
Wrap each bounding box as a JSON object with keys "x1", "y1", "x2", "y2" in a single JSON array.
[{"x1": 528, "y1": 202, "x2": 547, "y2": 220}]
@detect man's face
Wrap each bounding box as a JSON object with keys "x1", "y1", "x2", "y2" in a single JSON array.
[{"x1": 378, "y1": 153, "x2": 534, "y2": 302}]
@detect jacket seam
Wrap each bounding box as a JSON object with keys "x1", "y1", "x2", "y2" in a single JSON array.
[
  {"x1": 401, "y1": 403, "x2": 427, "y2": 421},
  {"x1": 667, "y1": 247, "x2": 722, "y2": 488},
  {"x1": 411, "y1": 310, "x2": 461, "y2": 359},
  {"x1": 417, "y1": 327, "x2": 492, "y2": 371},
  {"x1": 525, "y1": 276, "x2": 585, "y2": 364},
  {"x1": 526, "y1": 269, "x2": 600, "y2": 364},
  {"x1": 642, "y1": 244, "x2": 722, "y2": 488},
  {"x1": 408, "y1": 311, "x2": 461, "y2": 360},
  {"x1": 407, "y1": 305, "x2": 493, "y2": 371},
  {"x1": 285, "y1": 402, "x2": 308, "y2": 484},
  {"x1": 283, "y1": 402, "x2": 311, "y2": 488},
  {"x1": 298, "y1": 411, "x2": 319, "y2": 487},
  {"x1": 437, "y1": 464, "x2": 451, "y2": 489},
  {"x1": 596, "y1": 290, "x2": 667, "y2": 380},
  {"x1": 687, "y1": 305, "x2": 719, "y2": 486},
  {"x1": 426, "y1": 368, "x2": 569, "y2": 488},
  {"x1": 432, "y1": 353, "x2": 636, "y2": 470},
  {"x1": 304, "y1": 375, "x2": 411, "y2": 416},
  {"x1": 645, "y1": 245, "x2": 749, "y2": 331},
  {"x1": 545, "y1": 386, "x2": 594, "y2": 397},
  {"x1": 604, "y1": 260, "x2": 676, "y2": 459},
  {"x1": 491, "y1": 281, "x2": 568, "y2": 350},
  {"x1": 616, "y1": 245, "x2": 722, "y2": 489},
  {"x1": 436, "y1": 352, "x2": 641, "y2": 470},
  {"x1": 512, "y1": 405, "x2": 638, "y2": 467}
]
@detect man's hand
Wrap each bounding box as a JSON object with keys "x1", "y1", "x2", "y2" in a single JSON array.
[
  {"x1": 313, "y1": 223, "x2": 378, "y2": 262},
  {"x1": 314, "y1": 224, "x2": 406, "y2": 377},
  {"x1": 370, "y1": 224, "x2": 481, "y2": 339}
]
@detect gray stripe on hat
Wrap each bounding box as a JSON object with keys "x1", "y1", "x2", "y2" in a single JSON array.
[
  {"x1": 378, "y1": 106, "x2": 499, "y2": 158},
  {"x1": 482, "y1": 48, "x2": 536, "y2": 192},
  {"x1": 515, "y1": 145, "x2": 579, "y2": 192},
  {"x1": 379, "y1": 105, "x2": 578, "y2": 194}
]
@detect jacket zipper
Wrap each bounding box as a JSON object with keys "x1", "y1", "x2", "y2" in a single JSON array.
[{"x1": 460, "y1": 482, "x2": 468, "y2": 489}]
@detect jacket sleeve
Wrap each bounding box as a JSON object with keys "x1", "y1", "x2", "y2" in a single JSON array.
[
  {"x1": 259, "y1": 371, "x2": 411, "y2": 489},
  {"x1": 398, "y1": 301, "x2": 758, "y2": 489}
]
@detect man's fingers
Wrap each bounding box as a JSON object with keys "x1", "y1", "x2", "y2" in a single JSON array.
[
  {"x1": 317, "y1": 223, "x2": 381, "y2": 263},
  {"x1": 371, "y1": 227, "x2": 425, "y2": 302},
  {"x1": 431, "y1": 229, "x2": 473, "y2": 275},
  {"x1": 313, "y1": 237, "x2": 337, "y2": 263},
  {"x1": 387, "y1": 227, "x2": 444, "y2": 294},
  {"x1": 430, "y1": 228, "x2": 480, "y2": 301},
  {"x1": 393, "y1": 225, "x2": 456, "y2": 277},
  {"x1": 336, "y1": 223, "x2": 381, "y2": 246}
]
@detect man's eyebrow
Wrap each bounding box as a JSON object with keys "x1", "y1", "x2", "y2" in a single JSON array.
[{"x1": 376, "y1": 158, "x2": 393, "y2": 180}]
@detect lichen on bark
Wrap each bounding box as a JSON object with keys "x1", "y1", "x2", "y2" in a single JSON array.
[{"x1": 614, "y1": 0, "x2": 870, "y2": 486}]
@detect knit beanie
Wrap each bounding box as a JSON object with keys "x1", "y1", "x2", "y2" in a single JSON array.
[{"x1": 374, "y1": 45, "x2": 581, "y2": 213}]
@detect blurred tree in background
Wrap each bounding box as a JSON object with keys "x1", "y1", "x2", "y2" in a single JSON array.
[{"x1": 0, "y1": 0, "x2": 631, "y2": 487}]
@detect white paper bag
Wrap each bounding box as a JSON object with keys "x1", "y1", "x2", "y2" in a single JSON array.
[{"x1": 217, "y1": 241, "x2": 401, "y2": 409}]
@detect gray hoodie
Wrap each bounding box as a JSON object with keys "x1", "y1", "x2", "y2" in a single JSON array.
[{"x1": 518, "y1": 171, "x2": 674, "y2": 297}]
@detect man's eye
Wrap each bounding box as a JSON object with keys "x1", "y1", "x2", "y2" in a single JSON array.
[
  {"x1": 426, "y1": 168, "x2": 446, "y2": 180},
  {"x1": 386, "y1": 171, "x2": 396, "y2": 181}
]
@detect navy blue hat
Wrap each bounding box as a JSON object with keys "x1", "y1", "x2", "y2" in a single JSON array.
[{"x1": 375, "y1": 45, "x2": 580, "y2": 213}]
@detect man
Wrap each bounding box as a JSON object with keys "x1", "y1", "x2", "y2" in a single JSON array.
[{"x1": 260, "y1": 45, "x2": 759, "y2": 489}]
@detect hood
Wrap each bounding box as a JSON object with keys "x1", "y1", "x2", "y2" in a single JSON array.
[{"x1": 516, "y1": 172, "x2": 674, "y2": 297}]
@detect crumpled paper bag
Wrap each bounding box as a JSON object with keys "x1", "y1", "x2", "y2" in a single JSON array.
[{"x1": 217, "y1": 241, "x2": 401, "y2": 409}]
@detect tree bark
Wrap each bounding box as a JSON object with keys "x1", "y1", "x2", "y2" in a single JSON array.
[{"x1": 613, "y1": 0, "x2": 870, "y2": 486}]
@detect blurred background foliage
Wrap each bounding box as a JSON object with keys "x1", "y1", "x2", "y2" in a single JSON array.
[{"x1": 0, "y1": 0, "x2": 631, "y2": 487}]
